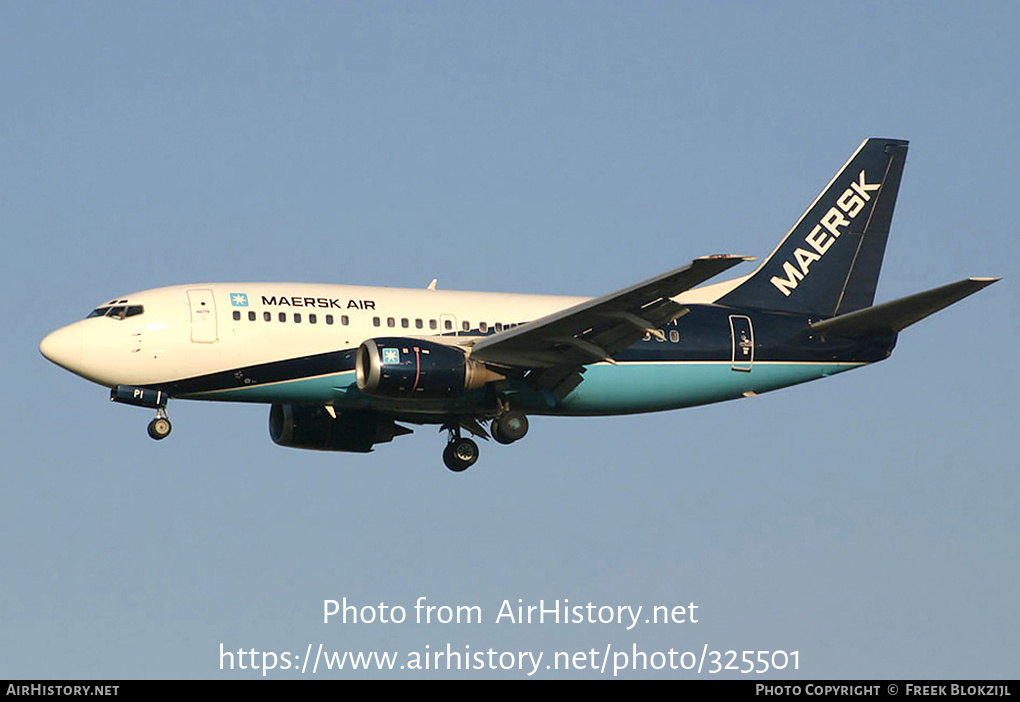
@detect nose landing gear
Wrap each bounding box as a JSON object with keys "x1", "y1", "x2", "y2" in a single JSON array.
[
  {"x1": 146, "y1": 408, "x2": 172, "y2": 440},
  {"x1": 109, "y1": 385, "x2": 173, "y2": 442}
]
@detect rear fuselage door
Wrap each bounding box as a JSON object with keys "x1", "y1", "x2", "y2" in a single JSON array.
[
  {"x1": 187, "y1": 289, "x2": 218, "y2": 343},
  {"x1": 729, "y1": 314, "x2": 753, "y2": 372}
]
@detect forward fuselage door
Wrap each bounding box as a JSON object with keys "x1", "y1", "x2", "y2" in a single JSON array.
[
  {"x1": 729, "y1": 314, "x2": 753, "y2": 372},
  {"x1": 187, "y1": 289, "x2": 218, "y2": 343}
]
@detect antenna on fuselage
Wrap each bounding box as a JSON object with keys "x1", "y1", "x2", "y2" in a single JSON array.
[{"x1": 427, "y1": 278, "x2": 438, "y2": 290}]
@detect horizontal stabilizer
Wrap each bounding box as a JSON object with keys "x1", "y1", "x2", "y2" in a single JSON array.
[{"x1": 809, "y1": 278, "x2": 999, "y2": 338}]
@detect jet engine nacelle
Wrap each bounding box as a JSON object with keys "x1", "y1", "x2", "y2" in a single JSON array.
[
  {"x1": 269, "y1": 403, "x2": 410, "y2": 453},
  {"x1": 355, "y1": 337, "x2": 503, "y2": 399}
]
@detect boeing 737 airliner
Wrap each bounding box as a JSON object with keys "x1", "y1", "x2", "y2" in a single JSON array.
[{"x1": 40, "y1": 139, "x2": 997, "y2": 471}]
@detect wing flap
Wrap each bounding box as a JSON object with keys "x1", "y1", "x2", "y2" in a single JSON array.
[{"x1": 471, "y1": 255, "x2": 751, "y2": 368}]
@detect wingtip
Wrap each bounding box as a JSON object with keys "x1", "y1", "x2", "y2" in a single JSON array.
[{"x1": 697, "y1": 254, "x2": 757, "y2": 262}]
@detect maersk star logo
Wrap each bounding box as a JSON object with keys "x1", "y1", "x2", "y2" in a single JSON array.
[
  {"x1": 230, "y1": 293, "x2": 249, "y2": 307},
  {"x1": 382, "y1": 348, "x2": 400, "y2": 365}
]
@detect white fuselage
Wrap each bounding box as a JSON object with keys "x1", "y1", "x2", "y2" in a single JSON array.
[
  {"x1": 40, "y1": 278, "x2": 744, "y2": 392},
  {"x1": 43, "y1": 283, "x2": 585, "y2": 388},
  {"x1": 40, "y1": 273, "x2": 862, "y2": 421}
]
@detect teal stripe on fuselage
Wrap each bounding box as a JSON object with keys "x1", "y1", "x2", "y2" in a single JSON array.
[
  {"x1": 548, "y1": 361, "x2": 864, "y2": 416},
  {"x1": 178, "y1": 361, "x2": 866, "y2": 415}
]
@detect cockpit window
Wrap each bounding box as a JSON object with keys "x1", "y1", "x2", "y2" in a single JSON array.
[{"x1": 86, "y1": 304, "x2": 144, "y2": 320}]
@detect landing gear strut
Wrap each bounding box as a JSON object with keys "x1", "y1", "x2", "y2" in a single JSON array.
[{"x1": 147, "y1": 408, "x2": 172, "y2": 440}]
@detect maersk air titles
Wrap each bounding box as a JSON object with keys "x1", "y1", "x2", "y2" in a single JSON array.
[
  {"x1": 259, "y1": 295, "x2": 376, "y2": 310},
  {"x1": 40, "y1": 139, "x2": 997, "y2": 471},
  {"x1": 770, "y1": 169, "x2": 882, "y2": 296}
]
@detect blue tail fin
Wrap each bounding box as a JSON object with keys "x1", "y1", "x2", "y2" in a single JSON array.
[{"x1": 717, "y1": 138, "x2": 909, "y2": 318}]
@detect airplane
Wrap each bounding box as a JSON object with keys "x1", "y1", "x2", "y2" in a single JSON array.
[{"x1": 39, "y1": 138, "x2": 998, "y2": 472}]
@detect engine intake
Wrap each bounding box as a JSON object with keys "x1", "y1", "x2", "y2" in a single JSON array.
[
  {"x1": 269, "y1": 404, "x2": 410, "y2": 453},
  {"x1": 356, "y1": 337, "x2": 503, "y2": 399}
]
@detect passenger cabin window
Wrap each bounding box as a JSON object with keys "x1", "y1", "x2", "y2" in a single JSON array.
[
  {"x1": 429, "y1": 319, "x2": 437, "y2": 330},
  {"x1": 326, "y1": 315, "x2": 334, "y2": 325},
  {"x1": 415, "y1": 319, "x2": 423, "y2": 329},
  {"x1": 279, "y1": 312, "x2": 287, "y2": 322},
  {"x1": 248, "y1": 311, "x2": 256, "y2": 321},
  {"x1": 309, "y1": 313, "x2": 317, "y2": 324},
  {"x1": 233, "y1": 310, "x2": 241, "y2": 321},
  {"x1": 264, "y1": 312, "x2": 272, "y2": 322},
  {"x1": 341, "y1": 315, "x2": 349, "y2": 325},
  {"x1": 294, "y1": 313, "x2": 301, "y2": 323},
  {"x1": 444, "y1": 320, "x2": 453, "y2": 331}
]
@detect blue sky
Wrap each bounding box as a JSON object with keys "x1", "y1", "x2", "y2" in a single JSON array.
[{"x1": 2, "y1": 2, "x2": 1017, "y2": 679}]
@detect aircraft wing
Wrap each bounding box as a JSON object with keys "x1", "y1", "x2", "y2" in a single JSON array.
[{"x1": 470, "y1": 255, "x2": 752, "y2": 370}]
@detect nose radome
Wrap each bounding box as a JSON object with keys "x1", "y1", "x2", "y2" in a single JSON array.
[{"x1": 40, "y1": 324, "x2": 83, "y2": 372}]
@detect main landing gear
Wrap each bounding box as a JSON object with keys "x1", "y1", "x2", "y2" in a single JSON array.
[
  {"x1": 491, "y1": 410, "x2": 528, "y2": 445},
  {"x1": 441, "y1": 410, "x2": 530, "y2": 472},
  {"x1": 146, "y1": 408, "x2": 172, "y2": 440},
  {"x1": 443, "y1": 436, "x2": 479, "y2": 472}
]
